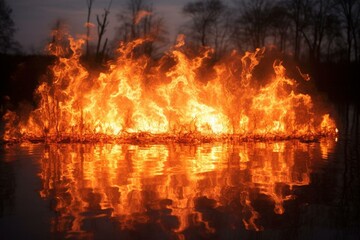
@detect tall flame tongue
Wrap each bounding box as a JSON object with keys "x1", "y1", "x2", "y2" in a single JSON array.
[{"x1": 3, "y1": 35, "x2": 337, "y2": 142}]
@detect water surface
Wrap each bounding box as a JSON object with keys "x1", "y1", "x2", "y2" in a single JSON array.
[{"x1": 0, "y1": 139, "x2": 359, "y2": 240}]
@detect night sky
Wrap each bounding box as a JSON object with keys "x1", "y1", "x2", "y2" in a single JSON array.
[{"x1": 8, "y1": 0, "x2": 188, "y2": 52}]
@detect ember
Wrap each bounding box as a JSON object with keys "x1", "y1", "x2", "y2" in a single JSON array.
[{"x1": 2, "y1": 35, "x2": 337, "y2": 143}]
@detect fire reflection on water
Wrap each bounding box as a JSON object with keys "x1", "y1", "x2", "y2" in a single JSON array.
[{"x1": 37, "y1": 140, "x2": 336, "y2": 238}]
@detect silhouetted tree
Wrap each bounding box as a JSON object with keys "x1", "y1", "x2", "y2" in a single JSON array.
[
  {"x1": 48, "y1": 19, "x2": 71, "y2": 56},
  {"x1": 0, "y1": 0, "x2": 20, "y2": 54},
  {"x1": 114, "y1": 0, "x2": 167, "y2": 57},
  {"x1": 96, "y1": 1, "x2": 112, "y2": 62},
  {"x1": 284, "y1": 0, "x2": 311, "y2": 61},
  {"x1": 323, "y1": 12, "x2": 344, "y2": 61},
  {"x1": 269, "y1": 3, "x2": 290, "y2": 52},
  {"x1": 182, "y1": 0, "x2": 227, "y2": 54},
  {"x1": 299, "y1": 0, "x2": 336, "y2": 62},
  {"x1": 86, "y1": 0, "x2": 94, "y2": 57},
  {"x1": 233, "y1": 0, "x2": 274, "y2": 50},
  {"x1": 212, "y1": 8, "x2": 233, "y2": 58},
  {"x1": 336, "y1": 0, "x2": 360, "y2": 62}
]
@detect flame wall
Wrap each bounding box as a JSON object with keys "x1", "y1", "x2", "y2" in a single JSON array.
[{"x1": 3, "y1": 36, "x2": 337, "y2": 142}]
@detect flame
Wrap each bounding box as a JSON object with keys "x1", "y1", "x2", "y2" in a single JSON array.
[
  {"x1": 35, "y1": 141, "x2": 321, "y2": 235},
  {"x1": 134, "y1": 10, "x2": 152, "y2": 24},
  {"x1": 2, "y1": 35, "x2": 337, "y2": 142},
  {"x1": 84, "y1": 22, "x2": 95, "y2": 28}
]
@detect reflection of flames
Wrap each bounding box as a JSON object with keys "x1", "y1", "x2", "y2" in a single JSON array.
[
  {"x1": 36, "y1": 141, "x2": 333, "y2": 237},
  {"x1": 3, "y1": 35, "x2": 337, "y2": 142}
]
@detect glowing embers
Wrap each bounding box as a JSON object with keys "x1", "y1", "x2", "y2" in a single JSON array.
[
  {"x1": 2, "y1": 36, "x2": 337, "y2": 142},
  {"x1": 37, "y1": 141, "x2": 330, "y2": 236}
]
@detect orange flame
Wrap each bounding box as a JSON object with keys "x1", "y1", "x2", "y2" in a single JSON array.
[
  {"x1": 134, "y1": 10, "x2": 152, "y2": 24},
  {"x1": 2, "y1": 35, "x2": 337, "y2": 142}
]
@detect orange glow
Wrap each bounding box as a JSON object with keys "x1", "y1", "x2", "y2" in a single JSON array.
[
  {"x1": 2, "y1": 35, "x2": 337, "y2": 142},
  {"x1": 36, "y1": 141, "x2": 321, "y2": 235},
  {"x1": 320, "y1": 138, "x2": 336, "y2": 159}
]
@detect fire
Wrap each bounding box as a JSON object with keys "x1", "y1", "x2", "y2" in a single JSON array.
[{"x1": 2, "y1": 35, "x2": 337, "y2": 142}]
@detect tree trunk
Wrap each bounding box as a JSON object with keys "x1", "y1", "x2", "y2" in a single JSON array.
[{"x1": 86, "y1": 0, "x2": 93, "y2": 58}]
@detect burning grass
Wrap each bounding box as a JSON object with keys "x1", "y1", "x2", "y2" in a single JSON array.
[
  {"x1": 2, "y1": 130, "x2": 336, "y2": 145},
  {"x1": 2, "y1": 35, "x2": 337, "y2": 143}
]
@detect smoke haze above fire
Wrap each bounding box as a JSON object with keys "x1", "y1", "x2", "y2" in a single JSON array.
[{"x1": 8, "y1": 0, "x2": 193, "y2": 52}]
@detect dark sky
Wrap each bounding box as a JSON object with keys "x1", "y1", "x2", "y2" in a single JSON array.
[{"x1": 8, "y1": 0, "x2": 187, "y2": 52}]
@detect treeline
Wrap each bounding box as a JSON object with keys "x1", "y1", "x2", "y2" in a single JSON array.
[
  {"x1": 181, "y1": 0, "x2": 360, "y2": 64},
  {"x1": 2, "y1": 0, "x2": 360, "y2": 63},
  {"x1": 50, "y1": 0, "x2": 359, "y2": 65},
  {"x1": 84, "y1": 0, "x2": 359, "y2": 65}
]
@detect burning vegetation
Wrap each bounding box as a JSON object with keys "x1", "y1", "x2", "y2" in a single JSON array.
[{"x1": 2, "y1": 34, "x2": 337, "y2": 143}]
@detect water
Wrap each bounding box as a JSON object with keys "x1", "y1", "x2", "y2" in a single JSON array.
[{"x1": 0, "y1": 139, "x2": 359, "y2": 240}]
